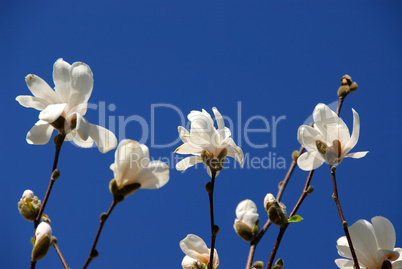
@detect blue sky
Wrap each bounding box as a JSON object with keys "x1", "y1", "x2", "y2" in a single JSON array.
[{"x1": 1, "y1": 1, "x2": 401, "y2": 268}]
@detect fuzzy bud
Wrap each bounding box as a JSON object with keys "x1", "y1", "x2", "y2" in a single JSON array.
[
  {"x1": 291, "y1": 150, "x2": 299, "y2": 162},
  {"x1": 272, "y1": 258, "x2": 284, "y2": 269},
  {"x1": 268, "y1": 201, "x2": 288, "y2": 228},
  {"x1": 51, "y1": 169, "x2": 60, "y2": 180},
  {"x1": 252, "y1": 261, "x2": 264, "y2": 269},
  {"x1": 306, "y1": 185, "x2": 314, "y2": 195},
  {"x1": 18, "y1": 190, "x2": 41, "y2": 222},
  {"x1": 32, "y1": 222, "x2": 52, "y2": 261}
]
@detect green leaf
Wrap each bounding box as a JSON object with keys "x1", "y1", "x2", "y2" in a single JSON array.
[{"x1": 288, "y1": 215, "x2": 303, "y2": 223}]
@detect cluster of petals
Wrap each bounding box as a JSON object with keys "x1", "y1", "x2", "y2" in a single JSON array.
[
  {"x1": 110, "y1": 139, "x2": 169, "y2": 190},
  {"x1": 16, "y1": 58, "x2": 117, "y2": 153},
  {"x1": 234, "y1": 199, "x2": 259, "y2": 230},
  {"x1": 297, "y1": 103, "x2": 368, "y2": 171},
  {"x1": 175, "y1": 107, "x2": 244, "y2": 176},
  {"x1": 335, "y1": 216, "x2": 402, "y2": 269},
  {"x1": 180, "y1": 234, "x2": 219, "y2": 269},
  {"x1": 22, "y1": 190, "x2": 34, "y2": 201}
]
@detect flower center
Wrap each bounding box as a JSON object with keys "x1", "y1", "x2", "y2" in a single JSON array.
[{"x1": 315, "y1": 139, "x2": 342, "y2": 165}]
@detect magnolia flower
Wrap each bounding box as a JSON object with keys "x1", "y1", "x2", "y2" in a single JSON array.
[
  {"x1": 180, "y1": 234, "x2": 219, "y2": 269},
  {"x1": 32, "y1": 222, "x2": 52, "y2": 261},
  {"x1": 263, "y1": 193, "x2": 276, "y2": 211},
  {"x1": 16, "y1": 58, "x2": 117, "y2": 153},
  {"x1": 335, "y1": 216, "x2": 402, "y2": 269},
  {"x1": 297, "y1": 103, "x2": 368, "y2": 171},
  {"x1": 175, "y1": 107, "x2": 243, "y2": 176},
  {"x1": 109, "y1": 140, "x2": 169, "y2": 198},
  {"x1": 234, "y1": 199, "x2": 259, "y2": 242},
  {"x1": 263, "y1": 193, "x2": 288, "y2": 228}
]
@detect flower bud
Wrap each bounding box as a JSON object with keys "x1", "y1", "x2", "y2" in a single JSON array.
[
  {"x1": 51, "y1": 169, "x2": 60, "y2": 180},
  {"x1": 264, "y1": 193, "x2": 276, "y2": 211},
  {"x1": 18, "y1": 190, "x2": 41, "y2": 222},
  {"x1": 234, "y1": 199, "x2": 259, "y2": 242},
  {"x1": 268, "y1": 201, "x2": 288, "y2": 228},
  {"x1": 252, "y1": 261, "x2": 264, "y2": 269},
  {"x1": 272, "y1": 258, "x2": 284, "y2": 269},
  {"x1": 32, "y1": 222, "x2": 52, "y2": 261},
  {"x1": 291, "y1": 150, "x2": 299, "y2": 162},
  {"x1": 306, "y1": 185, "x2": 314, "y2": 195},
  {"x1": 341, "y1": 75, "x2": 352, "y2": 86}
]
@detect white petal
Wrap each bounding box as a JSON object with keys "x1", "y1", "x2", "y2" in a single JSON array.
[
  {"x1": 372, "y1": 216, "x2": 396, "y2": 251},
  {"x1": 392, "y1": 260, "x2": 402, "y2": 269},
  {"x1": 135, "y1": 161, "x2": 169, "y2": 189},
  {"x1": 226, "y1": 143, "x2": 244, "y2": 167},
  {"x1": 16, "y1": 96, "x2": 50, "y2": 111},
  {"x1": 25, "y1": 74, "x2": 60, "y2": 103},
  {"x1": 181, "y1": 256, "x2": 198, "y2": 269},
  {"x1": 88, "y1": 123, "x2": 117, "y2": 153},
  {"x1": 334, "y1": 258, "x2": 354, "y2": 269},
  {"x1": 68, "y1": 62, "x2": 93, "y2": 115},
  {"x1": 174, "y1": 143, "x2": 204, "y2": 155},
  {"x1": 343, "y1": 108, "x2": 361, "y2": 154},
  {"x1": 180, "y1": 234, "x2": 210, "y2": 264},
  {"x1": 39, "y1": 103, "x2": 67, "y2": 123},
  {"x1": 297, "y1": 125, "x2": 325, "y2": 152},
  {"x1": 26, "y1": 121, "x2": 54, "y2": 145},
  {"x1": 53, "y1": 58, "x2": 71, "y2": 103},
  {"x1": 75, "y1": 113, "x2": 90, "y2": 141},
  {"x1": 71, "y1": 134, "x2": 94, "y2": 148},
  {"x1": 313, "y1": 103, "x2": 340, "y2": 125},
  {"x1": 35, "y1": 222, "x2": 52, "y2": 243},
  {"x1": 297, "y1": 151, "x2": 325, "y2": 171},
  {"x1": 344, "y1": 151, "x2": 368, "y2": 159},
  {"x1": 188, "y1": 109, "x2": 216, "y2": 142},
  {"x1": 348, "y1": 219, "x2": 380, "y2": 268},
  {"x1": 213, "y1": 107, "x2": 229, "y2": 142},
  {"x1": 176, "y1": 156, "x2": 203, "y2": 171},
  {"x1": 236, "y1": 199, "x2": 259, "y2": 228}
]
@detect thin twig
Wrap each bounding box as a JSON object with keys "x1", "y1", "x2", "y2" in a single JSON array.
[
  {"x1": 330, "y1": 167, "x2": 359, "y2": 269},
  {"x1": 208, "y1": 171, "x2": 217, "y2": 269},
  {"x1": 53, "y1": 242, "x2": 69, "y2": 269},
  {"x1": 31, "y1": 133, "x2": 66, "y2": 269},
  {"x1": 82, "y1": 200, "x2": 117, "y2": 269},
  {"x1": 245, "y1": 146, "x2": 304, "y2": 269},
  {"x1": 266, "y1": 170, "x2": 314, "y2": 269}
]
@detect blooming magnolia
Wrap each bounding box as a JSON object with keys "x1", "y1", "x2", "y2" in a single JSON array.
[
  {"x1": 234, "y1": 199, "x2": 259, "y2": 242},
  {"x1": 180, "y1": 234, "x2": 219, "y2": 269},
  {"x1": 16, "y1": 58, "x2": 117, "y2": 153},
  {"x1": 175, "y1": 107, "x2": 243, "y2": 176},
  {"x1": 335, "y1": 216, "x2": 402, "y2": 269},
  {"x1": 297, "y1": 103, "x2": 368, "y2": 171},
  {"x1": 110, "y1": 139, "x2": 169, "y2": 196}
]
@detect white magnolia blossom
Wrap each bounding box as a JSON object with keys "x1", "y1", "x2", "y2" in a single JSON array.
[
  {"x1": 297, "y1": 103, "x2": 368, "y2": 171},
  {"x1": 35, "y1": 222, "x2": 52, "y2": 244},
  {"x1": 16, "y1": 58, "x2": 117, "y2": 153},
  {"x1": 180, "y1": 234, "x2": 219, "y2": 269},
  {"x1": 110, "y1": 139, "x2": 169, "y2": 190},
  {"x1": 335, "y1": 216, "x2": 402, "y2": 269},
  {"x1": 234, "y1": 199, "x2": 259, "y2": 230},
  {"x1": 175, "y1": 107, "x2": 244, "y2": 176}
]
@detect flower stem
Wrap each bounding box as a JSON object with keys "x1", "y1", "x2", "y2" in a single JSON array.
[
  {"x1": 53, "y1": 242, "x2": 69, "y2": 268},
  {"x1": 330, "y1": 166, "x2": 360, "y2": 269},
  {"x1": 31, "y1": 133, "x2": 66, "y2": 269},
  {"x1": 82, "y1": 200, "x2": 117, "y2": 269},
  {"x1": 266, "y1": 170, "x2": 314, "y2": 269},
  {"x1": 208, "y1": 171, "x2": 217, "y2": 269},
  {"x1": 246, "y1": 146, "x2": 305, "y2": 269}
]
